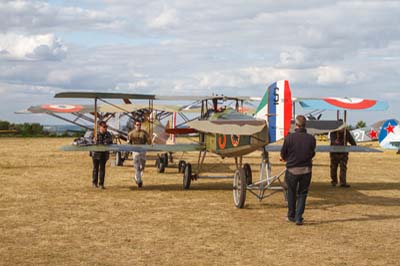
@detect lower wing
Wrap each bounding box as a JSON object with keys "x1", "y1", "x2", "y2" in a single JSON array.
[
  {"x1": 265, "y1": 145, "x2": 382, "y2": 153},
  {"x1": 60, "y1": 143, "x2": 205, "y2": 152}
]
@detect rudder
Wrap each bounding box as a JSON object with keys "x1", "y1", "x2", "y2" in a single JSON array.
[{"x1": 255, "y1": 80, "x2": 292, "y2": 143}]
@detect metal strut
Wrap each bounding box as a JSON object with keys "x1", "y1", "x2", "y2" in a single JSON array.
[{"x1": 246, "y1": 149, "x2": 287, "y2": 201}]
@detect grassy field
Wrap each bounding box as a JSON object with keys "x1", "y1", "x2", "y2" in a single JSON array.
[{"x1": 0, "y1": 138, "x2": 399, "y2": 265}]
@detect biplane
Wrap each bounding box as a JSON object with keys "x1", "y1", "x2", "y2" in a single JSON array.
[
  {"x1": 57, "y1": 80, "x2": 387, "y2": 208},
  {"x1": 16, "y1": 97, "x2": 203, "y2": 167}
]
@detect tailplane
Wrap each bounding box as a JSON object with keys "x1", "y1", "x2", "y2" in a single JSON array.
[{"x1": 255, "y1": 80, "x2": 292, "y2": 143}]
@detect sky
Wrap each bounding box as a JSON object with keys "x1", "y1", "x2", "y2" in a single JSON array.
[{"x1": 1, "y1": 0, "x2": 399, "y2": 125}]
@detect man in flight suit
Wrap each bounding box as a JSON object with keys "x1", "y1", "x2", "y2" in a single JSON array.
[
  {"x1": 128, "y1": 120, "x2": 150, "y2": 187},
  {"x1": 90, "y1": 121, "x2": 113, "y2": 189},
  {"x1": 329, "y1": 126, "x2": 357, "y2": 187}
]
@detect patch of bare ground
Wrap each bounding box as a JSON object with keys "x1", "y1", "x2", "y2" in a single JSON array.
[{"x1": 0, "y1": 138, "x2": 399, "y2": 265}]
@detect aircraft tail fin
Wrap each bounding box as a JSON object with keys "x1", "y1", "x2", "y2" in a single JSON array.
[
  {"x1": 378, "y1": 119, "x2": 400, "y2": 150},
  {"x1": 254, "y1": 80, "x2": 292, "y2": 143}
]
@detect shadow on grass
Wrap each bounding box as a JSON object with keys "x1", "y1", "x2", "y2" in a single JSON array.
[
  {"x1": 306, "y1": 214, "x2": 400, "y2": 225},
  {"x1": 308, "y1": 181, "x2": 400, "y2": 208}
]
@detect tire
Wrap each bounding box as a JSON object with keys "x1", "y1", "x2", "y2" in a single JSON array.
[
  {"x1": 115, "y1": 152, "x2": 123, "y2": 166},
  {"x1": 178, "y1": 160, "x2": 185, "y2": 173},
  {"x1": 183, "y1": 163, "x2": 192, "y2": 189},
  {"x1": 243, "y1": 163, "x2": 252, "y2": 185},
  {"x1": 157, "y1": 158, "x2": 165, "y2": 173},
  {"x1": 233, "y1": 168, "x2": 247, "y2": 208},
  {"x1": 162, "y1": 153, "x2": 169, "y2": 167}
]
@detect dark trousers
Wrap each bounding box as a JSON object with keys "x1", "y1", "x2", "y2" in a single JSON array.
[
  {"x1": 330, "y1": 153, "x2": 348, "y2": 185},
  {"x1": 286, "y1": 171, "x2": 312, "y2": 222},
  {"x1": 92, "y1": 156, "x2": 107, "y2": 186}
]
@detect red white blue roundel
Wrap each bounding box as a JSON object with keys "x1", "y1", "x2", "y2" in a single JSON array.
[
  {"x1": 299, "y1": 98, "x2": 388, "y2": 111},
  {"x1": 323, "y1": 98, "x2": 377, "y2": 110},
  {"x1": 41, "y1": 104, "x2": 83, "y2": 113}
]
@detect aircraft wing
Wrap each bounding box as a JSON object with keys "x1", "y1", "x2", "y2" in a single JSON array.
[
  {"x1": 264, "y1": 145, "x2": 382, "y2": 153},
  {"x1": 187, "y1": 120, "x2": 266, "y2": 135},
  {"x1": 17, "y1": 103, "x2": 202, "y2": 114},
  {"x1": 390, "y1": 141, "x2": 400, "y2": 148},
  {"x1": 296, "y1": 97, "x2": 388, "y2": 111},
  {"x1": 290, "y1": 120, "x2": 344, "y2": 135},
  {"x1": 60, "y1": 143, "x2": 205, "y2": 152}
]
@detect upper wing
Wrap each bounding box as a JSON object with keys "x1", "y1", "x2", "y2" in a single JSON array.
[
  {"x1": 296, "y1": 97, "x2": 388, "y2": 111},
  {"x1": 16, "y1": 104, "x2": 94, "y2": 114},
  {"x1": 265, "y1": 145, "x2": 382, "y2": 153},
  {"x1": 60, "y1": 143, "x2": 205, "y2": 152}
]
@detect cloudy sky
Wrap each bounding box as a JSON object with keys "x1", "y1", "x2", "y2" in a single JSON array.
[{"x1": 1, "y1": 0, "x2": 399, "y2": 125}]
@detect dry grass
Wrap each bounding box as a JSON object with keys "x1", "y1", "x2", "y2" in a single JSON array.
[{"x1": 0, "y1": 138, "x2": 399, "y2": 266}]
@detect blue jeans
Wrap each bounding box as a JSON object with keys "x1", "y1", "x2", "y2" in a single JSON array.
[{"x1": 285, "y1": 171, "x2": 312, "y2": 222}]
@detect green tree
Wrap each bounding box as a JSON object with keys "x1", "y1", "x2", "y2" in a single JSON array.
[
  {"x1": 0, "y1": 120, "x2": 10, "y2": 130},
  {"x1": 356, "y1": 120, "x2": 367, "y2": 129}
]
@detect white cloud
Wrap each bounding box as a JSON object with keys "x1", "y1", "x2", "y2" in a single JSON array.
[
  {"x1": 317, "y1": 66, "x2": 346, "y2": 85},
  {"x1": 148, "y1": 7, "x2": 179, "y2": 29},
  {"x1": 0, "y1": 33, "x2": 67, "y2": 61}
]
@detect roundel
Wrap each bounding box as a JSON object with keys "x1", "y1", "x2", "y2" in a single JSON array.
[
  {"x1": 218, "y1": 135, "x2": 227, "y2": 149},
  {"x1": 231, "y1": 135, "x2": 240, "y2": 147},
  {"x1": 41, "y1": 104, "x2": 83, "y2": 113},
  {"x1": 323, "y1": 98, "x2": 376, "y2": 110}
]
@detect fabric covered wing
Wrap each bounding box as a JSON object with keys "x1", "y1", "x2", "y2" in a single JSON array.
[
  {"x1": 265, "y1": 145, "x2": 382, "y2": 153},
  {"x1": 297, "y1": 98, "x2": 388, "y2": 111},
  {"x1": 60, "y1": 143, "x2": 205, "y2": 152}
]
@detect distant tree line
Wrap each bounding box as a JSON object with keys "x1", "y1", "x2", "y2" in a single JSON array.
[{"x1": 0, "y1": 120, "x2": 84, "y2": 137}]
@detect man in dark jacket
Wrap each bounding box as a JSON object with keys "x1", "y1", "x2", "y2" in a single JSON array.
[
  {"x1": 329, "y1": 127, "x2": 357, "y2": 188},
  {"x1": 280, "y1": 115, "x2": 316, "y2": 225},
  {"x1": 90, "y1": 121, "x2": 113, "y2": 189}
]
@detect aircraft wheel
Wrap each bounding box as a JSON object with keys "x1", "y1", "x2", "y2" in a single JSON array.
[
  {"x1": 178, "y1": 160, "x2": 186, "y2": 173},
  {"x1": 169, "y1": 152, "x2": 173, "y2": 163},
  {"x1": 243, "y1": 163, "x2": 252, "y2": 185},
  {"x1": 162, "y1": 153, "x2": 169, "y2": 167},
  {"x1": 157, "y1": 157, "x2": 165, "y2": 173},
  {"x1": 233, "y1": 168, "x2": 247, "y2": 208},
  {"x1": 183, "y1": 163, "x2": 192, "y2": 189},
  {"x1": 116, "y1": 152, "x2": 123, "y2": 166}
]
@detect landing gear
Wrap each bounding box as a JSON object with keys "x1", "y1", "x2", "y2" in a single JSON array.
[
  {"x1": 243, "y1": 163, "x2": 252, "y2": 185},
  {"x1": 162, "y1": 153, "x2": 169, "y2": 167},
  {"x1": 115, "y1": 152, "x2": 124, "y2": 166},
  {"x1": 178, "y1": 160, "x2": 186, "y2": 173},
  {"x1": 156, "y1": 155, "x2": 166, "y2": 173},
  {"x1": 183, "y1": 163, "x2": 192, "y2": 189},
  {"x1": 233, "y1": 168, "x2": 246, "y2": 208}
]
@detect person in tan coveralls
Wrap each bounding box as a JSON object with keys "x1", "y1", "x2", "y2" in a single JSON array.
[{"x1": 128, "y1": 120, "x2": 150, "y2": 188}]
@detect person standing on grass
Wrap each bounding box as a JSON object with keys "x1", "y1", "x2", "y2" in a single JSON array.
[
  {"x1": 280, "y1": 115, "x2": 316, "y2": 225},
  {"x1": 89, "y1": 121, "x2": 113, "y2": 189},
  {"x1": 329, "y1": 126, "x2": 357, "y2": 188},
  {"x1": 128, "y1": 120, "x2": 150, "y2": 188}
]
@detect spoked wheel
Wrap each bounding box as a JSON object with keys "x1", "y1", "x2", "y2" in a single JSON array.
[
  {"x1": 178, "y1": 160, "x2": 186, "y2": 173},
  {"x1": 233, "y1": 168, "x2": 247, "y2": 208},
  {"x1": 183, "y1": 163, "x2": 192, "y2": 189},
  {"x1": 243, "y1": 163, "x2": 252, "y2": 185},
  {"x1": 162, "y1": 153, "x2": 169, "y2": 167}
]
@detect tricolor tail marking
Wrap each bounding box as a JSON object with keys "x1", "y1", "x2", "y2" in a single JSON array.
[{"x1": 254, "y1": 80, "x2": 292, "y2": 143}]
